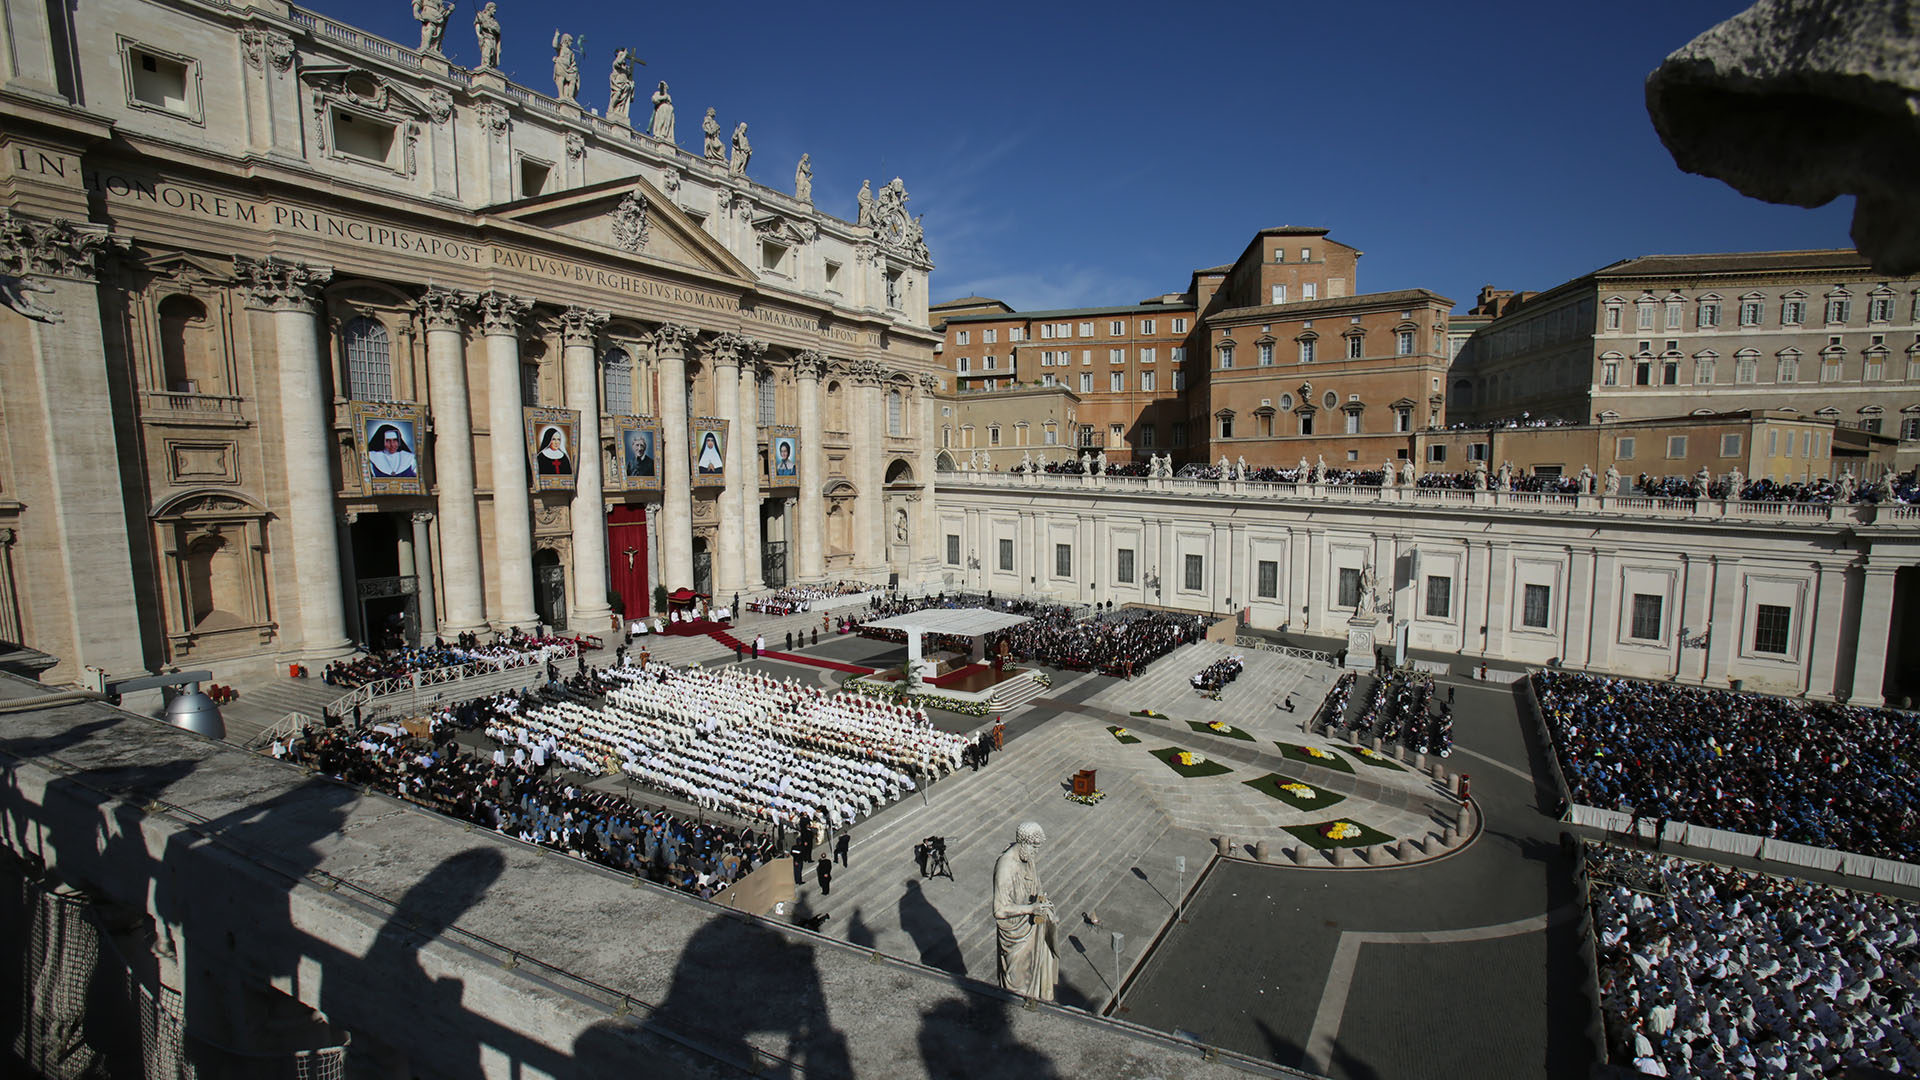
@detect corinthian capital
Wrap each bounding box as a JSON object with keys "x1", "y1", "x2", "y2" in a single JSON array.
[
  {"x1": 473, "y1": 290, "x2": 533, "y2": 335},
  {"x1": 235, "y1": 254, "x2": 333, "y2": 311},
  {"x1": 419, "y1": 286, "x2": 473, "y2": 331},
  {"x1": 917, "y1": 372, "x2": 942, "y2": 393},
  {"x1": 558, "y1": 305, "x2": 610, "y2": 347},
  {"x1": 792, "y1": 349, "x2": 828, "y2": 379},
  {"x1": 847, "y1": 358, "x2": 888, "y2": 386},
  {"x1": 701, "y1": 331, "x2": 749, "y2": 368},
  {"x1": 0, "y1": 209, "x2": 123, "y2": 283},
  {"x1": 652, "y1": 321, "x2": 696, "y2": 356}
]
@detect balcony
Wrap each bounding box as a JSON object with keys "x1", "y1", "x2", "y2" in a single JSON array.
[{"x1": 142, "y1": 391, "x2": 247, "y2": 423}]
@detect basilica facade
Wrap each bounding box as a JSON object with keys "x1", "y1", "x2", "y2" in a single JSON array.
[{"x1": 0, "y1": 0, "x2": 941, "y2": 680}]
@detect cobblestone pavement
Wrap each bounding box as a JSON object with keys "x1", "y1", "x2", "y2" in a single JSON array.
[{"x1": 1114, "y1": 679, "x2": 1595, "y2": 1079}]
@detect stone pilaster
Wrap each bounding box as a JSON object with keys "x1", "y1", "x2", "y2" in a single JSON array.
[
  {"x1": 1849, "y1": 564, "x2": 1899, "y2": 705},
  {"x1": 702, "y1": 331, "x2": 745, "y2": 598},
  {"x1": 475, "y1": 290, "x2": 537, "y2": 629},
  {"x1": 793, "y1": 350, "x2": 827, "y2": 582},
  {"x1": 915, "y1": 373, "x2": 939, "y2": 573},
  {"x1": 237, "y1": 254, "x2": 355, "y2": 662},
  {"x1": 849, "y1": 359, "x2": 888, "y2": 574},
  {"x1": 654, "y1": 322, "x2": 696, "y2": 591},
  {"x1": 411, "y1": 511, "x2": 439, "y2": 640},
  {"x1": 560, "y1": 306, "x2": 612, "y2": 628},
  {"x1": 737, "y1": 340, "x2": 767, "y2": 593},
  {"x1": 420, "y1": 287, "x2": 488, "y2": 635}
]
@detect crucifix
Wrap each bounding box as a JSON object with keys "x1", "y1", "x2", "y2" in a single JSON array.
[{"x1": 623, "y1": 546, "x2": 640, "y2": 571}]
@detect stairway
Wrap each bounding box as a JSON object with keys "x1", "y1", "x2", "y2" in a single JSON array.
[{"x1": 988, "y1": 672, "x2": 1052, "y2": 711}]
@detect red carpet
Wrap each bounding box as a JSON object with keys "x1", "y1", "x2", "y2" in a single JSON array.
[
  {"x1": 705, "y1": 629, "x2": 876, "y2": 674},
  {"x1": 663, "y1": 617, "x2": 732, "y2": 637},
  {"x1": 928, "y1": 662, "x2": 988, "y2": 687}
]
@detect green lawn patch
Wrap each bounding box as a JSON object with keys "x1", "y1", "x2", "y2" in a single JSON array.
[
  {"x1": 1107, "y1": 725, "x2": 1142, "y2": 744},
  {"x1": 1187, "y1": 719, "x2": 1256, "y2": 742},
  {"x1": 1278, "y1": 743, "x2": 1354, "y2": 774},
  {"x1": 1244, "y1": 772, "x2": 1347, "y2": 811},
  {"x1": 1339, "y1": 743, "x2": 1407, "y2": 771},
  {"x1": 1148, "y1": 746, "x2": 1233, "y2": 779},
  {"x1": 1284, "y1": 820, "x2": 1396, "y2": 850}
]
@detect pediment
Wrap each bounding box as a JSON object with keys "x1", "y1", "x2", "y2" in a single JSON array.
[
  {"x1": 299, "y1": 65, "x2": 436, "y2": 120},
  {"x1": 486, "y1": 175, "x2": 754, "y2": 282},
  {"x1": 140, "y1": 250, "x2": 231, "y2": 285}
]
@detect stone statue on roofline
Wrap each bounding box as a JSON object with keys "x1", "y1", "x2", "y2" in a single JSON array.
[
  {"x1": 1094, "y1": 450, "x2": 1107, "y2": 475},
  {"x1": 607, "y1": 47, "x2": 635, "y2": 126},
  {"x1": 550, "y1": 31, "x2": 580, "y2": 103},
  {"x1": 1578, "y1": 463, "x2": 1595, "y2": 494},
  {"x1": 1692, "y1": 465, "x2": 1712, "y2": 498},
  {"x1": 795, "y1": 154, "x2": 812, "y2": 203},
  {"x1": 414, "y1": 0, "x2": 454, "y2": 55},
  {"x1": 649, "y1": 81, "x2": 675, "y2": 142},
  {"x1": 1381, "y1": 459, "x2": 1397, "y2": 487},
  {"x1": 702, "y1": 108, "x2": 724, "y2": 163},
  {"x1": 1726, "y1": 466, "x2": 1743, "y2": 498},
  {"x1": 729, "y1": 122, "x2": 752, "y2": 178},
  {"x1": 1402, "y1": 459, "x2": 1416, "y2": 486},
  {"x1": 473, "y1": 1, "x2": 501, "y2": 67},
  {"x1": 1837, "y1": 470, "x2": 1857, "y2": 502},
  {"x1": 1236, "y1": 455, "x2": 1248, "y2": 479},
  {"x1": 1603, "y1": 463, "x2": 1621, "y2": 495}
]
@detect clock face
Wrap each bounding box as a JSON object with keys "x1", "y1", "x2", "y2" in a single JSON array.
[{"x1": 883, "y1": 217, "x2": 907, "y2": 246}]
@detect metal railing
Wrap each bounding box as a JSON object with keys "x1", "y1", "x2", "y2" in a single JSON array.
[
  {"x1": 1233, "y1": 636, "x2": 1336, "y2": 664},
  {"x1": 143, "y1": 390, "x2": 245, "y2": 416}
]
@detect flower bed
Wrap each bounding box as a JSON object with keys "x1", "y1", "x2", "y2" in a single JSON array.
[
  {"x1": 1064, "y1": 789, "x2": 1106, "y2": 806},
  {"x1": 1129, "y1": 708, "x2": 1168, "y2": 720},
  {"x1": 1283, "y1": 819, "x2": 1395, "y2": 850},
  {"x1": 1188, "y1": 719, "x2": 1256, "y2": 742},
  {"x1": 1108, "y1": 725, "x2": 1142, "y2": 745},
  {"x1": 1278, "y1": 743, "x2": 1355, "y2": 774},
  {"x1": 1244, "y1": 772, "x2": 1347, "y2": 811},
  {"x1": 1149, "y1": 746, "x2": 1233, "y2": 779},
  {"x1": 1342, "y1": 744, "x2": 1407, "y2": 771}
]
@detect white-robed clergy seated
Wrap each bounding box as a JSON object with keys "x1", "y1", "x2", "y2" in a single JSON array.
[{"x1": 994, "y1": 821, "x2": 1059, "y2": 1002}]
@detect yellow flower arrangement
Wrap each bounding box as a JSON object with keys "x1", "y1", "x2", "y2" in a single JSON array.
[
  {"x1": 1174, "y1": 751, "x2": 1207, "y2": 766},
  {"x1": 1358, "y1": 747, "x2": 1384, "y2": 760},
  {"x1": 1281, "y1": 782, "x2": 1316, "y2": 799},
  {"x1": 1114, "y1": 727, "x2": 1131, "y2": 737},
  {"x1": 1323, "y1": 821, "x2": 1361, "y2": 840},
  {"x1": 1208, "y1": 721, "x2": 1232, "y2": 733},
  {"x1": 1304, "y1": 746, "x2": 1334, "y2": 760}
]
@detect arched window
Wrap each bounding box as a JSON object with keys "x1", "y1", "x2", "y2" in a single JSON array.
[
  {"x1": 601, "y1": 348, "x2": 632, "y2": 415},
  {"x1": 888, "y1": 387, "x2": 904, "y2": 436},
  {"x1": 342, "y1": 317, "x2": 393, "y2": 401},
  {"x1": 759, "y1": 378, "x2": 776, "y2": 426},
  {"x1": 157, "y1": 294, "x2": 212, "y2": 393}
]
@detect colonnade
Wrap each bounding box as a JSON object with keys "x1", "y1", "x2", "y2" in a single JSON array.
[{"x1": 237, "y1": 259, "x2": 928, "y2": 660}]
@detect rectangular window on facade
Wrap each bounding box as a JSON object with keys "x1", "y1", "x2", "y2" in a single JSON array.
[
  {"x1": 1039, "y1": 324, "x2": 1054, "y2": 340},
  {"x1": 1825, "y1": 298, "x2": 1851, "y2": 323},
  {"x1": 1737, "y1": 357, "x2": 1758, "y2": 383},
  {"x1": 1344, "y1": 411, "x2": 1361, "y2": 434},
  {"x1": 1218, "y1": 347, "x2": 1234, "y2": 370},
  {"x1": 1395, "y1": 409, "x2": 1412, "y2": 433},
  {"x1": 1427, "y1": 444, "x2": 1447, "y2": 463},
  {"x1": 957, "y1": 357, "x2": 970, "y2": 373},
  {"x1": 1605, "y1": 305, "x2": 1623, "y2": 331},
  {"x1": 1903, "y1": 417, "x2": 1920, "y2": 441},
  {"x1": 1630, "y1": 593, "x2": 1663, "y2": 640},
  {"x1": 1782, "y1": 300, "x2": 1805, "y2": 325},
  {"x1": 946, "y1": 534, "x2": 961, "y2": 565},
  {"x1": 1271, "y1": 285, "x2": 1287, "y2": 304},
  {"x1": 984, "y1": 329, "x2": 997, "y2": 343},
  {"x1": 126, "y1": 45, "x2": 197, "y2": 118},
  {"x1": 1184, "y1": 553, "x2": 1204, "y2": 592},
  {"x1": 1109, "y1": 348, "x2": 1125, "y2": 364},
  {"x1": 1141, "y1": 319, "x2": 1155, "y2": 334},
  {"x1": 1256, "y1": 560, "x2": 1278, "y2": 598},
  {"x1": 1300, "y1": 339, "x2": 1316, "y2": 364},
  {"x1": 1010, "y1": 327, "x2": 1025, "y2": 342},
  {"x1": 1740, "y1": 300, "x2": 1763, "y2": 326},
  {"x1": 1219, "y1": 415, "x2": 1233, "y2": 438},
  {"x1": 998, "y1": 538, "x2": 1014, "y2": 571},
  {"x1": 521, "y1": 362, "x2": 541, "y2": 406},
  {"x1": 1302, "y1": 283, "x2": 1317, "y2": 300},
  {"x1": 1637, "y1": 303, "x2": 1656, "y2": 330},
  {"x1": 1109, "y1": 371, "x2": 1124, "y2": 392},
  {"x1": 1109, "y1": 423, "x2": 1123, "y2": 445},
  {"x1": 1602, "y1": 362, "x2": 1619, "y2": 386},
  {"x1": 1695, "y1": 359, "x2": 1715, "y2": 384},
  {"x1": 1300, "y1": 412, "x2": 1314, "y2": 435},
  {"x1": 1346, "y1": 335, "x2": 1363, "y2": 360},
  {"x1": 1173, "y1": 318, "x2": 1188, "y2": 333},
  {"x1": 1697, "y1": 301, "x2": 1720, "y2": 328},
  {"x1": 1753, "y1": 604, "x2": 1791, "y2": 654},
  {"x1": 1041, "y1": 374, "x2": 1056, "y2": 387},
  {"x1": 984, "y1": 355, "x2": 997, "y2": 370},
  {"x1": 1172, "y1": 421, "x2": 1187, "y2": 446},
  {"x1": 1140, "y1": 370, "x2": 1156, "y2": 392},
  {"x1": 1870, "y1": 296, "x2": 1894, "y2": 322},
  {"x1": 1778, "y1": 357, "x2": 1798, "y2": 382},
  {"x1": 1054, "y1": 543, "x2": 1072, "y2": 578},
  {"x1": 1338, "y1": 568, "x2": 1361, "y2": 609},
  {"x1": 1665, "y1": 300, "x2": 1684, "y2": 328},
  {"x1": 1821, "y1": 359, "x2": 1843, "y2": 382},
  {"x1": 1115, "y1": 548, "x2": 1136, "y2": 584},
  {"x1": 1140, "y1": 425, "x2": 1155, "y2": 447},
  {"x1": 1667, "y1": 435, "x2": 1688, "y2": 458},
  {"x1": 1635, "y1": 362, "x2": 1652, "y2": 386},
  {"x1": 1663, "y1": 361, "x2": 1679, "y2": 385},
  {"x1": 957, "y1": 330, "x2": 970, "y2": 345},
  {"x1": 1425, "y1": 576, "x2": 1452, "y2": 619},
  {"x1": 1140, "y1": 348, "x2": 1156, "y2": 364},
  {"x1": 1110, "y1": 320, "x2": 1125, "y2": 336},
  {"x1": 1172, "y1": 370, "x2": 1186, "y2": 391},
  {"x1": 1396, "y1": 330, "x2": 1415, "y2": 355},
  {"x1": 1522, "y1": 584, "x2": 1551, "y2": 629},
  {"x1": 1259, "y1": 342, "x2": 1274, "y2": 366},
  {"x1": 1720, "y1": 433, "x2": 1742, "y2": 457},
  {"x1": 1079, "y1": 322, "x2": 1093, "y2": 337},
  {"x1": 1078, "y1": 373, "x2": 1092, "y2": 393}
]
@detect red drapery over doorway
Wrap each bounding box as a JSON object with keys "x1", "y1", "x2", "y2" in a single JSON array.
[{"x1": 608, "y1": 504, "x2": 650, "y2": 619}]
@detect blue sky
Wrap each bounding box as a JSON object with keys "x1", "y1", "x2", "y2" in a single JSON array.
[{"x1": 326, "y1": 0, "x2": 1853, "y2": 313}]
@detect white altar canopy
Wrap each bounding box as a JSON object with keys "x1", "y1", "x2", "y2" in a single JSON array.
[{"x1": 861, "y1": 608, "x2": 1032, "y2": 685}]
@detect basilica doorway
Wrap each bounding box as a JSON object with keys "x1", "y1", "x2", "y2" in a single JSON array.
[
  {"x1": 350, "y1": 512, "x2": 419, "y2": 650},
  {"x1": 534, "y1": 549, "x2": 567, "y2": 630},
  {"x1": 607, "y1": 503, "x2": 650, "y2": 618},
  {"x1": 692, "y1": 538, "x2": 713, "y2": 597}
]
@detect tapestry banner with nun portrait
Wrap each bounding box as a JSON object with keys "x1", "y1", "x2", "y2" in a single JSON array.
[
  {"x1": 524, "y1": 407, "x2": 582, "y2": 491},
  {"x1": 766, "y1": 425, "x2": 799, "y2": 485},
  {"x1": 690, "y1": 417, "x2": 729, "y2": 487},
  {"x1": 351, "y1": 401, "x2": 428, "y2": 497},
  {"x1": 615, "y1": 416, "x2": 662, "y2": 492}
]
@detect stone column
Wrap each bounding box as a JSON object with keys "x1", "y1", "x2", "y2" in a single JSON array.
[
  {"x1": 654, "y1": 323, "x2": 697, "y2": 591},
  {"x1": 337, "y1": 513, "x2": 362, "y2": 644},
  {"x1": 1806, "y1": 560, "x2": 1846, "y2": 698},
  {"x1": 561, "y1": 306, "x2": 612, "y2": 629},
  {"x1": 703, "y1": 333, "x2": 745, "y2": 598},
  {"x1": 420, "y1": 288, "x2": 488, "y2": 635},
  {"x1": 238, "y1": 256, "x2": 354, "y2": 661},
  {"x1": 793, "y1": 350, "x2": 828, "y2": 582},
  {"x1": 0, "y1": 529, "x2": 19, "y2": 644},
  {"x1": 850, "y1": 360, "x2": 889, "y2": 574},
  {"x1": 1848, "y1": 564, "x2": 1899, "y2": 705},
  {"x1": 737, "y1": 342, "x2": 767, "y2": 593},
  {"x1": 916, "y1": 374, "x2": 940, "y2": 571},
  {"x1": 475, "y1": 291, "x2": 536, "y2": 630},
  {"x1": 411, "y1": 512, "x2": 438, "y2": 639},
  {"x1": 1703, "y1": 556, "x2": 1738, "y2": 686}
]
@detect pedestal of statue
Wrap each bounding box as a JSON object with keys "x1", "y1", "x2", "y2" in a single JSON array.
[{"x1": 1344, "y1": 613, "x2": 1380, "y2": 670}]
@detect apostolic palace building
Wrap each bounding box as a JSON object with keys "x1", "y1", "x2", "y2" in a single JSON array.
[
  {"x1": 0, "y1": 0, "x2": 942, "y2": 683},
  {"x1": 2, "y1": 0, "x2": 1920, "y2": 710}
]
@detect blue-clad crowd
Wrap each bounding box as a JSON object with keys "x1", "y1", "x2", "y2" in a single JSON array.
[{"x1": 1537, "y1": 671, "x2": 1920, "y2": 862}]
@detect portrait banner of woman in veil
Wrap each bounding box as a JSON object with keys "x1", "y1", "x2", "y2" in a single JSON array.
[
  {"x1": 524, "y1": 406, "x2": 581, "y2": 491},
  {"x1": 691, "y1": 418, "x2": 729, "y2": 485},
  {"x1": 350, "y1": 401, "x2": 428, "y2": 496}
]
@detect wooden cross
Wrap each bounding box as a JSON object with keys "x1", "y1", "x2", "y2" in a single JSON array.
[{"x1": 623, "y1": 546, "x2": 639, "y2": 570}]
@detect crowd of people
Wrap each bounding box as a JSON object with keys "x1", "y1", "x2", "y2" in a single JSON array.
[
  {"x1": 318, "y1": 630, "x2": 584, "y2": 689},
  {"x1": 997, "y1": 605, "x2": 1208, "y2": 678},
  {"x1": 1590, "y1": 844, "x2": 1920, "y2": 1078},
  {"x1": 1536, "y1": 671, "x2": 1920, "y2": 862},
  {"x1": 479, "y1": 663, "x2": 973, "y2": 831},
  {"x1": 747, "y1": 581, "x2": 873, "y2": 615},
  {"x1": 1315, "y1": 672, "x2": 1356, "y2": 730},
  {"x1": 1630, "y1": 468, "x2": 1920, "y2": 505},
  {"x1": 1189, "y1": 655, "x2": 1244, "y2": 696},
  {"x1": 277, "y1": 721, "x2": 790, "y2": 900},
  {"x1": 1352, "y1": 669, "x2": 1451, "y2": 756}
]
